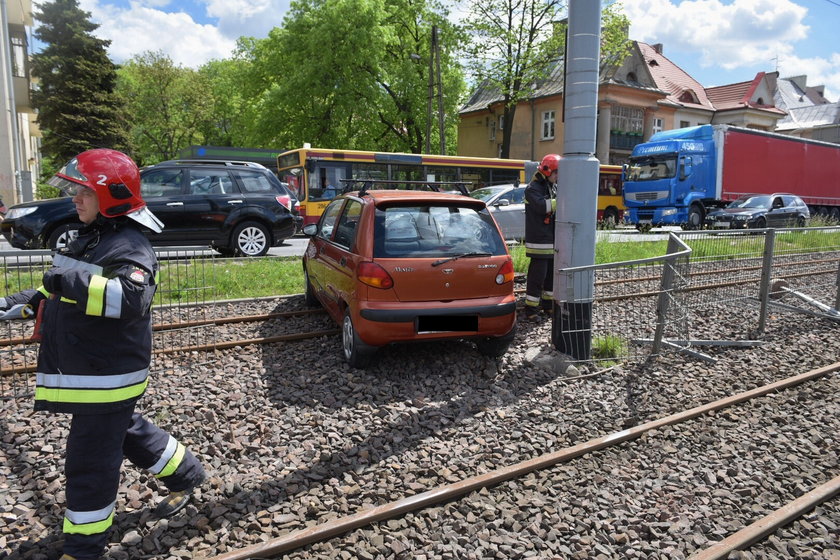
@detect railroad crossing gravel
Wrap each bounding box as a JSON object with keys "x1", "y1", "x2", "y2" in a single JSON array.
[{"x1": 1, "y1": 293, "x2": 839, "y2": 559}]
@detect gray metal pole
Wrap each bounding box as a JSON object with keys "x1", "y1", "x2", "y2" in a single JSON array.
[
  {"x1": 551, "y1": 0, "x2": 601, "y2": 359},
  {"x1": 756, "y1": 230, "x2": 775, "y2": 336}
]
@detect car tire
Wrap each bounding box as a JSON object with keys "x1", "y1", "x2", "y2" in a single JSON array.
[
  {"x1": 303, "y1": 266, "x2": 321, "y2": 307},
  {"x1": 796, "y1": 216, "x2": 806, "y2": 228},
  {"x1": 47, "y1": 223, "x2": 82, "y2": 250},
  {"x1": 232, "y1": 221, "x2": 270, "y2": 257},
  {"x1": 342, "y1": 309, "x2": 375, "y2": 368},
  {"x1": 753, "y1": 217, "x2": 767, "y2": 229},
  {"x1": 476, "y1": 324, "x2": 516, "y2": 358}
]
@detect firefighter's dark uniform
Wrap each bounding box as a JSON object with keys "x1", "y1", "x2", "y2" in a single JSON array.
[
  {"x1": 14, "y1": 217, "x2": 205, "y2": 559},
  {"x1": 524, "y1": 171, "x2": 557, "y2": 316}
]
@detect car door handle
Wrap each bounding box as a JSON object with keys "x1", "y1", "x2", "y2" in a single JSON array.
[
  {"x1": 166, "y1": 202, "x2": 184, "y2": 207},
  {"x1": 228, "y1": 200, "x2": 244, "y2": 204}
]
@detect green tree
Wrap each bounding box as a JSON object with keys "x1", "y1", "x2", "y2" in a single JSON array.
[
  {"x1": 117, "y1": 51, "x2": 215, "y2": 165},
  {"x1": 30, "y1": 0, "x2": 130, "y2": 167},
  {"x1": 198, "y1": 54, "x2": 260, "y2": 148},
  {"x1": 243, "y1": 0, "x2": 465, "y2": 154},
  {"x1": 462, "y1": 0, "x2": 630, "y2": 158}
]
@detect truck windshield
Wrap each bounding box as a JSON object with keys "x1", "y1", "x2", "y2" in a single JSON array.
[{"x1": 626, "y1": 157, "x2": 676, "y2": 181}]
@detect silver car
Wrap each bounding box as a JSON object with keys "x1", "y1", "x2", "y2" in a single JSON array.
[{"x1": 470, "y1": 184, "x2": 525, "y2": 240}]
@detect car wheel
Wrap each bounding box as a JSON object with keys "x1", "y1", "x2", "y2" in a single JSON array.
[
  {"x1": 476, "y1": 324, "x2": 516, "y2": 358},
  {"x1": 796, "y1": 216, "x2": 806, "y2": 228},
  {"x1": 753, "y1": 217, "x2": 767, "y2": 229},
  {"x1": 232, "y1": 221, "x2": 270, "y2": 257},
  {"x1": 47, "y1": 223, "x2": 82, "y2": 250},
  {"x1": 303, "y1": 266, "x2": 321, "y2": 307},
  {"x1": 686, "y1": 204, "x2": 704, "y2": 230},
  {"x1": 602, "y1": 207, "x2": 618, "y2": 229},
  {"x1": 342, "y1": 309, "x2": 375, "y2": 368}
]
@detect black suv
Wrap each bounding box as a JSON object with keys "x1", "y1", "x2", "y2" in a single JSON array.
[{"x1": 1, "y1": 160, "x2": 302, "y2": 256}]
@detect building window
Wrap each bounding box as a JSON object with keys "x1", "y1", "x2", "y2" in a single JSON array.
[
  {"x1": 498, "y1": 115, "x2": 504, "y2": 131},
  {"x1": 10, "y1": 33, "x2": 27, "y2": 78},
  {"x1": 541, "y1": 111, "x2": 555, "y2": 140},
  {"x1": 652, "y1": 118, "x2": 663, "y2": 134},
  {"x1": 680, "y1": 120, "x2": 690, "y2": 128},
  {"x1": 610, "y1": 106, "x2": 643, "y2": 134},
  {"x1": 488, "y1": 117, "x2": 496, "y2": 141}
]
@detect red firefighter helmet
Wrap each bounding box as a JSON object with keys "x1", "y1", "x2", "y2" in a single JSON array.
[
  {"x1": 539, "y1": 153, "x2": 560, "y2": 175},
  {"x1": 48, "y1": 149, "x2": 163, "y2": 232}
]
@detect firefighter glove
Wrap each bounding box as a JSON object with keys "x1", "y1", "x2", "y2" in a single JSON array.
[
  {"x1": 0, "y1": 303, "x2": 33, "y2": 320},
  {"x1": 42, "y1": 268, "x2": 64, "y2": 294}
]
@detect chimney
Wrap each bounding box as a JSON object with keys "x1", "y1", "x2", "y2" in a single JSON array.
[{"x1": 652, "y1": 43, "x2": 663, "y2": 54}]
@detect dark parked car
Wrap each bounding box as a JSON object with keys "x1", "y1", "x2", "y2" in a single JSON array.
[
  {"x1": 704, "y1": 193, "x2": 810, "y2": 230},
  {"x1": 0, "y1": 160, "x2": 302, "y2": 256}
]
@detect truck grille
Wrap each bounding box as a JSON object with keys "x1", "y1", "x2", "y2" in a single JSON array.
[
  {"x1": 628, "y1": 191, "x2": 666, "y2": 201},
  {"x1": 637, "y1": 210, "x2": 655, "y2": 220}
]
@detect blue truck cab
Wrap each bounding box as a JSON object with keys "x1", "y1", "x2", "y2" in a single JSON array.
[{"x1": 622, "y1": 125, "x2": 715, "y2": 230}]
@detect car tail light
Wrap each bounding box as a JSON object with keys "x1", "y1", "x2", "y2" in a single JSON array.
[
  {"x1": 275, "y1": 195, "x2": 293, "y2": 211},
  {"x1": 496, "y1": 258, "x2": 514, "y2": 284},
  {"x1": 358, "y1": 262, "x2": 394, "y2": 289}
]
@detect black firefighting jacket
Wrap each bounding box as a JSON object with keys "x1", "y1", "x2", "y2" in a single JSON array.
[
  {"x1": 29, "y1": 217, "x2": 159, "y2": 414},
  {"x1": 524, "y1": 172, "x2": 557, "y2": 259}
]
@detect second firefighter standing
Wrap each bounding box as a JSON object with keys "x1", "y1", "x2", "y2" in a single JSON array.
[{"x1": 523, "y1": 154, "x2": 560, "y2": 321}]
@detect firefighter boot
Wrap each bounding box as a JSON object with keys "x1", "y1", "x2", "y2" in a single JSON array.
[{"x1": 155, "y1": 472, "x2": 206, "y2": 518}]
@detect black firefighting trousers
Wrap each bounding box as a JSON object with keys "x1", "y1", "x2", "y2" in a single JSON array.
[{"x1": 63, "y1": 407, "x2": 205, "y2": 559}]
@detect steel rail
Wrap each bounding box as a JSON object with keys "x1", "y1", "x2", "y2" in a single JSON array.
[
  {"x1": 0, "y1": 308, "x2": 327, "y2": 348},
  {"x1": 206, "y1": 362, "x2": 840, "y2": 560},
  {"x1": 689, "y1": 473, "x2": 840, "y2": 559},
  {"x1": 0, "y1": 328, "x2": 340, "y2": 376}
]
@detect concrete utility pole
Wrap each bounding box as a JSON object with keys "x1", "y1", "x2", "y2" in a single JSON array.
[{"x1": 551, "y1": 0, "x2": 601, "y2": 359}]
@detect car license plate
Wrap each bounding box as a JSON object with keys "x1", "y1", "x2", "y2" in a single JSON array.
[
  {"x1": 714, "y1": 222, "x2": 730, "y2": 228},
  {"x1": 639, "y1": 219, "x2": 652, "y2": 224}
]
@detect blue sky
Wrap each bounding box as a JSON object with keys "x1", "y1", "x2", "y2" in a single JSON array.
[{"x1": 67, "y1": 0, "x2": 840, "y2": 101}]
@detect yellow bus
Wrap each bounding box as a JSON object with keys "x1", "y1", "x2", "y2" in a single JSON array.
[
  {"x1": 277, "y1": 147, "x2": 530, "y2": 227},
  {"x1": 597, "y1": 164, "x2": 625, "y2": 225},
  {"x1": 276, "y1": 147, "x2": 624, "y2": 227}
]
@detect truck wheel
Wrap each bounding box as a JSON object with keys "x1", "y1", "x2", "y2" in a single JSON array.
[{"x1": 686, "y1": 204, "x2": 704, "y2": 230}]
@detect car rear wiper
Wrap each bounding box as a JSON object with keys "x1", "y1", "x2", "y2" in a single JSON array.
[{"x1": 431, "y1": 252, "x2": 491, "y2": 267}]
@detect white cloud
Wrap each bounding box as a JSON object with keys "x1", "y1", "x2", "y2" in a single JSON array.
[
  {"x1": 202, "y1": 0, "x2": 291, "y2": 40},
  {"x1": 623, "y1": 0, "x2": 839, "y2": 99}
]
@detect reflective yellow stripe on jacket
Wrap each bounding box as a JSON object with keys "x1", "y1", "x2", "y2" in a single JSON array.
[{"x1": 35, "y1": 369, "x2": 149, "y2": 404}]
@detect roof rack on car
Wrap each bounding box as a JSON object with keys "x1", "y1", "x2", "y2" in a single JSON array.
[
  {"x1": 156, "y1": 159, "x2": 267, "y2": 169},
  {"x1": 339, "y1": 179, "x2": 471, "y2": 197}
]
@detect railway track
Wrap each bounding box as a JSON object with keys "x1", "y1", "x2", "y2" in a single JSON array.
[
  {"x1": 207, "y1": 363, "x2": 840, "y2": 560},
  {"x1": 1, "y1": 262, "x2": 838, "y2": 559}
]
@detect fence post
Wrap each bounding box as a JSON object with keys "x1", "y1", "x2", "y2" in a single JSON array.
[
  {"x1": 651, "y1": 235, "x2": 680, "y2": 355},
  {"x1": 756, "y1": 229, "x2": 776, "y2": 335},
  {"x1": 835, "y1": 258, "x2": 840, "y2": 313}
]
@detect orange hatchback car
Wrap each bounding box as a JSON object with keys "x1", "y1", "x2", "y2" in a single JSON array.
[{"x1": 302, "y1": 188, "x2": 517, "y2": 368}]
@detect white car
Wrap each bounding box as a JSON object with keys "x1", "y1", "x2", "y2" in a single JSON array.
[{"x1": 469, "y1": 184, "x2": 525, "y2": 240}]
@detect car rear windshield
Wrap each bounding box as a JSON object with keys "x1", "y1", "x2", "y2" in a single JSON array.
[{"x1": 373, "y1": 204, "x2": 507, "y2": 258}]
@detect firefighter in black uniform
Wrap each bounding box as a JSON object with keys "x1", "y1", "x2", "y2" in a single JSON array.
[
  {"x1": 523, "y1": 154, "x2": 559, "y2": 321},
  {"x1": 0, "y1": 149, "x2": 206, "y2": 560}
]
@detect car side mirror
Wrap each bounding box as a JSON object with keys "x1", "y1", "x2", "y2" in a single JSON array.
[
  {"x1": 495, "y1": 199, "x2": 510, "y2": 207},
  {"x1": 302, "y1": 224, "x2": 318, "y2": 236}
]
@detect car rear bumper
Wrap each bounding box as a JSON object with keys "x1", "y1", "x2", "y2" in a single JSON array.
[{"x1": 356, "y1": 298, "x2": 517, "y2": 346}]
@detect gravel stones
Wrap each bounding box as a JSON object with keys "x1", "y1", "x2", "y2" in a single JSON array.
[{"x1": 1, "y1": 291, "x2": 839, "y2": 559}]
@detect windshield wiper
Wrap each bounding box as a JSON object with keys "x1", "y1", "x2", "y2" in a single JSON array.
[{"x1": 431, "y1": 252, "x2": 491, "y2": 267}]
